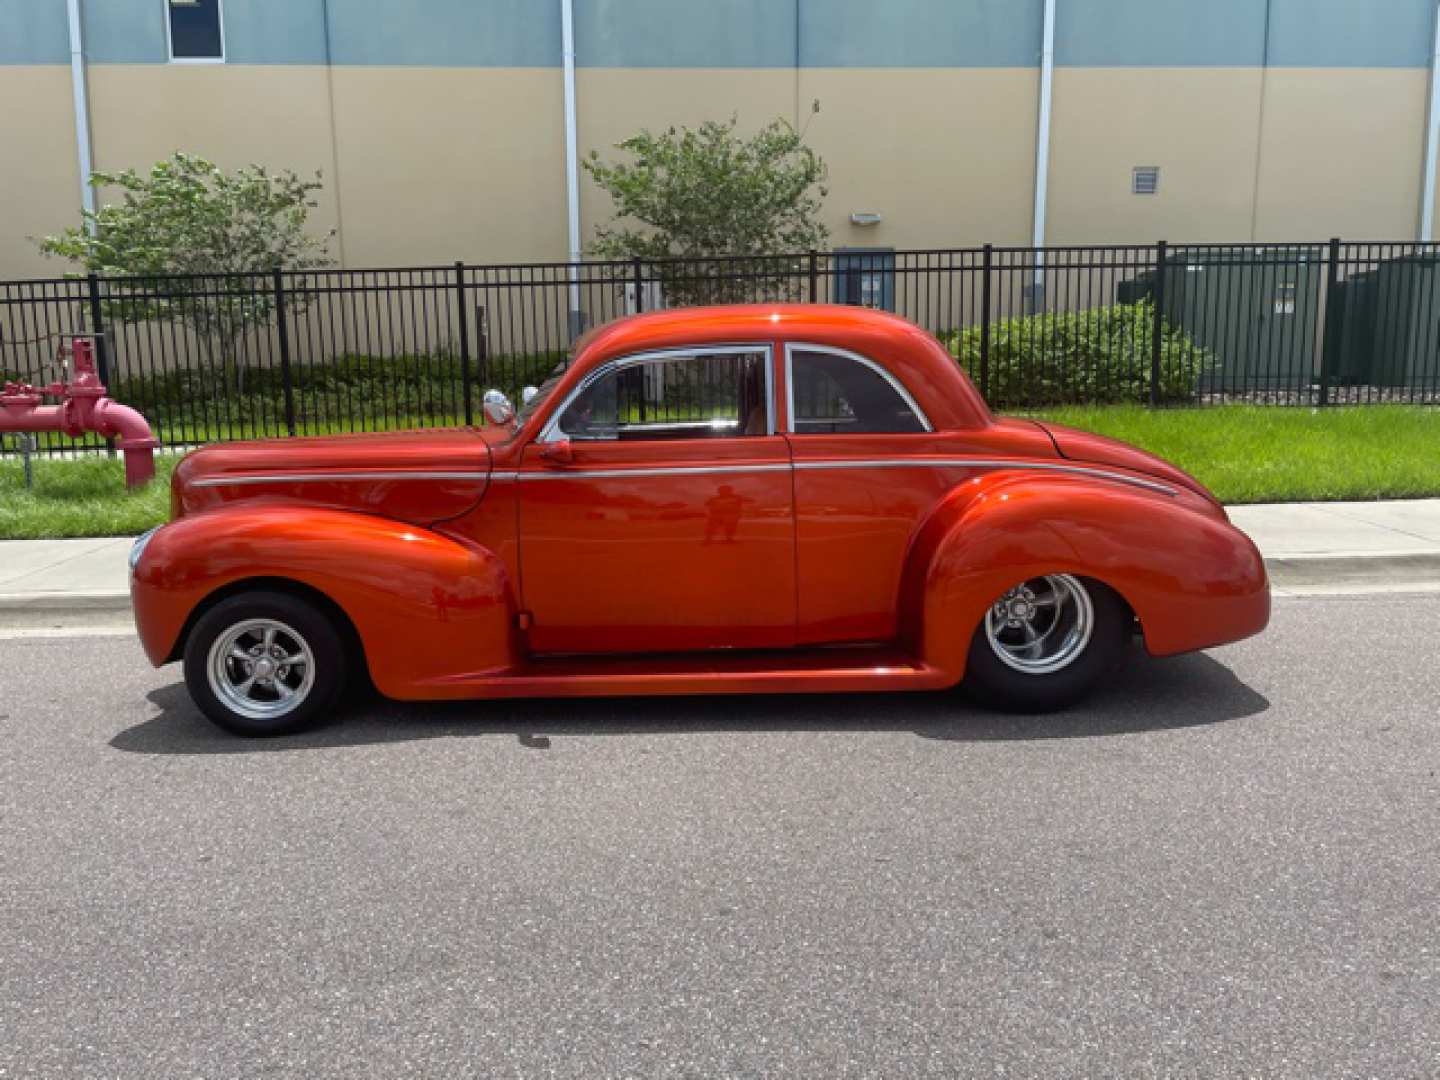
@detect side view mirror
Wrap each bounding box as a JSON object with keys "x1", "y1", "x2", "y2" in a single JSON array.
[
  {"x1": 521, "y1": 385, "x2": 540, "y2": 405},
  {"x1": 481, "y1": 389, "x2": 515, "y2": 426},
  {"x1": 540, "y1": 438, "x2": 573, "y2": 465}
]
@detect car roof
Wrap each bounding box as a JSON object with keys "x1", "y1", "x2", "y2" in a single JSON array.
[
  {"x1": 559, "y1": 304, "x2": 991, "y2": 432},
  {"x1": 574, "y1": 304, "x2": 924, "y2": 359}
]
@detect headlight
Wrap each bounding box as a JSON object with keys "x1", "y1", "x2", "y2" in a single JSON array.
[{"x1": 128, "y1": 526, "x2": 161, "y2": 573}]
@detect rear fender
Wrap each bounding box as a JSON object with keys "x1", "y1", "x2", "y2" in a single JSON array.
[
  {"x1": 899, "y1": 473, "x2": 1269, "y2": 679},
  {"x1": 132, "y1": 506, "x2": 518, "y2": 697}
]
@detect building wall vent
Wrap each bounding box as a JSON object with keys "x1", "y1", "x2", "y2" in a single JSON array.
[{"x1": 1132, "y1": 166, "x2": 1161, "y2": 195}]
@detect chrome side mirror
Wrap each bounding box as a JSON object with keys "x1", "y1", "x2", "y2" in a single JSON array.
[
  {"x1": 481, "y1": 389, "x2": 515, "y2": 426},
  {"x1": 521, "y1": 385, "x2": 540, "y2": 405}
]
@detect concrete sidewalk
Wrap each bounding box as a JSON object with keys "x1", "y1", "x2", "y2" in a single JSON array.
[{"x1": 2, "y1": 499, "x2": 1440, "y2": 616}]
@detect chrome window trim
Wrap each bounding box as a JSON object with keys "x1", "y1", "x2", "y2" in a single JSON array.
[
  {"x1": 538, "y1": 344, "x2": 775, "y2": 444},
  {"x1": 792, "y1": 458, "x2": 1177, "y2": 496},
  {"x1": 191, "y1": 470, "x2": 489, "y2": 488},
  {"x1": 783, "y1": 342, "x2": 933, "y2": 435}
]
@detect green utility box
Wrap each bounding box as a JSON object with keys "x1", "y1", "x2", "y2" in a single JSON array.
[
  {"x1": 1321, "y1": 271, "x2": 1377, "y2": 386},
  {"x1": 1367, "y1": 255, "x2": 1440, "y2": 387},
  {"x1": 1119, "y1": 247, "x2": 1324, "y2": 391}
]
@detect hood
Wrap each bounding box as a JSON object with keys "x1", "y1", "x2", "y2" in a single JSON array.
[
  {"x1": 1036, "y1": 421, "x2": 1223, "y2": 510},
  {"x1": 171, "y1": 428, "x2": 492, "y2": 525}
]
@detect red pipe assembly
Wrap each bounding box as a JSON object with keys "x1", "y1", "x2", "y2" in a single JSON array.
[{"x1": 1, "y1": 336, "x2": 159, "y2": 488}]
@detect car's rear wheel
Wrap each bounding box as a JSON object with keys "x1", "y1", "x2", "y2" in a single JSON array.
[
  {"x1": 183, "y1": 591, "x2": 347, "y2": 736},
  {"x1": 962, "y1": 574, "x2": 1129, "y2": 712}
]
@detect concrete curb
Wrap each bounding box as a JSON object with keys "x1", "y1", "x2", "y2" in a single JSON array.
[
  {"x1": 1264, "y1": 551, "x2": 1440, "y2": 593},
  {"x1": 4, "y1": 551, "x2": 1440, "y2": 619},
  {"x1": 0, "y1": 590, "x2": 132, "y2": 614}
]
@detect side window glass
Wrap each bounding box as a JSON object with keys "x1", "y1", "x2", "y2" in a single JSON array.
[
  {"x1": 557, "y1": 350, "x2": 769, "y2": 441},
  {"x1": 790, "y1": 349, "x2": 927, "y2": 434}
]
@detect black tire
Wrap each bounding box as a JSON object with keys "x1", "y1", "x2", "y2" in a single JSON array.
[
  {"x1": 182, "y1": 590, "x2": 349, "y2": 736},
  {"x1": 962, "y1": 575, "x2": 1130, "y2": 713}
]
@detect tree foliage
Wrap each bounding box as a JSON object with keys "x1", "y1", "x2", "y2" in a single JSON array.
[
  {"x1": 583, "y1": 116, "x2": 828, "y2": 306},
  {"x1": 38, "y1": 153, "x2": 333, "y2": 387}
]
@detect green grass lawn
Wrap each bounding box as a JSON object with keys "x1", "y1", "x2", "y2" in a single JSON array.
[
  {"x1": 2, "y1": 405, "x2": 1437, "y2": 539},
  {"x1": 1030, "y1": 405, "x2": 1440, "y2": 505},
  {"x1": 0, "y1": 455, "x2": 178, "y2": 541}
]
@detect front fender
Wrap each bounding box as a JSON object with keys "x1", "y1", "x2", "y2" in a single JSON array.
[
  {"x1": 900, "y1": 474, "x2": 1269, "y2": 680},
  {"x1": 131, "y1": 506, "x2": 519, "y2": 698}
]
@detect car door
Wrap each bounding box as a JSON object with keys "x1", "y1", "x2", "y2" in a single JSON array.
[
  {"x1": 517, "y1": 344, "x2": 796, "y2": 655},
  {"x1": 784, "y1": 343, "x2": 960, "y2": 646}
]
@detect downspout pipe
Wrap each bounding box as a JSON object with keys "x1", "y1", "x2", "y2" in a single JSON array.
[
  {"x1": 561, "y1": 0, "x2": 583, "y2": 334},
  {"x1": 66, "y1": 0, "x2": 96, "y2": 225},
  {"x1": 1421, "y1": 0, "x2": 1440, "y2": 241},
  {"x1": 1030, "y1": 0, "x2": 1056, "y2": 307}
]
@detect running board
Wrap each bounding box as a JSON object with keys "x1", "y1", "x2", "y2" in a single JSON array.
[{"x1": 418, "y1": 647, "x2": 952, "y2": 699}]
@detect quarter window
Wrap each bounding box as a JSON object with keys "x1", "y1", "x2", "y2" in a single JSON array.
[
  {"x1": 789, "y1": 348, "x2": 927, "y2": 434},
  {"x1": 556, "y1": 350, "x2": 770, "y2": 441},
  {"x1": 168, "y1": 0, "x2": 224, "y2": 61}
]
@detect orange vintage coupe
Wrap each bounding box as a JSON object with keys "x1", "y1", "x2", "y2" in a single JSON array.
[{"x1": 130, "y1": 305, "x2": 1269, "y2": 735}]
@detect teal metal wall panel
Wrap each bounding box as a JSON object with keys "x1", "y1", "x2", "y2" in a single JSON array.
[
  {"x1": 224, "y1": 0, "x2": 329, "y2": 65},
  {"x1": 2, "y1": 0, "x2": 1435, "y2": 69},
  {"x1": 800, "y1": 0, "x2": 1042, "y2": 67},
  {"x1": 1056, "y1": 0, "x2": 1266, "y2": 67},
  {"x1": 577, "y1": 0, "x2": 795, "y2": 68},
  {"x1": 326, "y1": 0, "x2": 559, "y2": 67},
  {"x1": 81, "y1": 0, "x2": 166, "y2": 63},
  {"x1": 1269, "y1": 0, "x2": 1436, "y2": 68},
  {"x1": 0, "y1": 0, "x2": 69, "y2": 64}
]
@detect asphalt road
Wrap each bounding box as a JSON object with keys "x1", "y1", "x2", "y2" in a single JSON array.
[{"x1": 2, "y1": 594, "x2": 1438, "y2": 1078}]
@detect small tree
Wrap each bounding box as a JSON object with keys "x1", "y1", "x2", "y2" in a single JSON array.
[
  {"x1": 583, "y1": 115, "x2": 828, "y2": 306},
  {"x1": 38, "y1": 152, "x2": 334, "y2": 389}
]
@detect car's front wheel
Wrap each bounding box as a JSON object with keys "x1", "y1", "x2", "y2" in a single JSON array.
[
  {"x1": 962, "y1": 574, "x2": 1130, "y2": 712},
  {"x1": 183, "y1": 590, "x2": 348, "y2": 736}
]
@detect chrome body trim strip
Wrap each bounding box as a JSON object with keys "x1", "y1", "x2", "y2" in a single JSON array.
[
  {"x1": 792, "y1": 458, "x2": 1177, "y2": 495},
  {"x1": 191, "y1": 470, "x2": 490, "y2": 488},
  {"x1": 783, "y1": 342, "x2": 934, "y2": 434},
  {"x1": 518, "y1": 463, "x2": 792, "y2": 481},
  {"x1": 510, "y1": 458, "x2": 1175, "y2": 494}
]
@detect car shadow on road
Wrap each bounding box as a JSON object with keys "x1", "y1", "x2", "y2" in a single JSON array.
[{"x1": 110, "y1": 647, "x2": 1270, "y2": 756}]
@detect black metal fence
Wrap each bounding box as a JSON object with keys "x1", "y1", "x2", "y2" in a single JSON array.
[{"x1": 3, "y1": 240, "x2": 1438, "y2": 456}]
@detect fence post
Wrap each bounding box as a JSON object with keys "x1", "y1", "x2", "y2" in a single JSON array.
[
  {"x1": 808, "y1": 249, "x2": 818, "y2": 303},
  {"x1": 1149, "y1": 240, "x2": 1168, "y2": 408},
  {"x1": 632, "y1": 256, "x2": 645, "y2": 313},
  {"x1": 1318, "y1": 237, "x2": 1341, "y2": 407},
  {"x1": 979, "y1": 243, "x2": 993, "y2": 400},
  {"x1": 271, "y1": 267, "x2": 297, "y2": 437},
  {"x1": 86, "y1": 272, "x2": 115, "y2": 455},
  {"x1": 477, "y1": 305, "x2": 489, "y2": 396},
  {"x1": 455, "y1": 260, "x2": 474, "y2": 426}
]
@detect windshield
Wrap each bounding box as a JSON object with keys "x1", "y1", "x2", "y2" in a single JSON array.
[{"x1": 514, "y1": 359, "x2": 571, "y2": 431}]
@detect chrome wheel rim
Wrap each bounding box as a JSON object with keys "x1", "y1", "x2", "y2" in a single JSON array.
[
  {"x1": 207, "y1": 618, "x2": 316, "y2": 721},
  {"x1": 985, "y1": 574, "x2": 1094, "y2": 675}
]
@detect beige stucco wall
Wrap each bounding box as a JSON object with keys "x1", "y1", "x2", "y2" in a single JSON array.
[
  {"x1": 1046, "y1": 67, "x2": 1266, "y2": 244},
  {"x1": 328, "y1": 67, "x2": 567, "y2": 266},
  {"x1": 798, "y1": 68, "x2": 1040, "y2": 250},
  {"x1": 1046, "y1": 67, "x2": 1428, "y2": 245},
  {"x1": 1252, "y1": 69, "x2": 1427, "y2": 242},
  {"x1": 3, "y1": 61, "x2": 1435, "y2": 287},
  {"x1": 575, "y1": 68, "x2": 1040, "y2": 256},
  {"x1": 0, "y1": 66, "x2": 84, "y2": 280}
]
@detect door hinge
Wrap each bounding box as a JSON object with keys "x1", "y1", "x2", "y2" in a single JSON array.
[{"x1": 516, "y1": 610, "x2": 533, "y2": 630}]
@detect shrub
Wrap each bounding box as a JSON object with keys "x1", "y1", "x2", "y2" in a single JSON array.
[{"x1": 938, "y1": 300, "x2": 1214, "y2": 408}]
